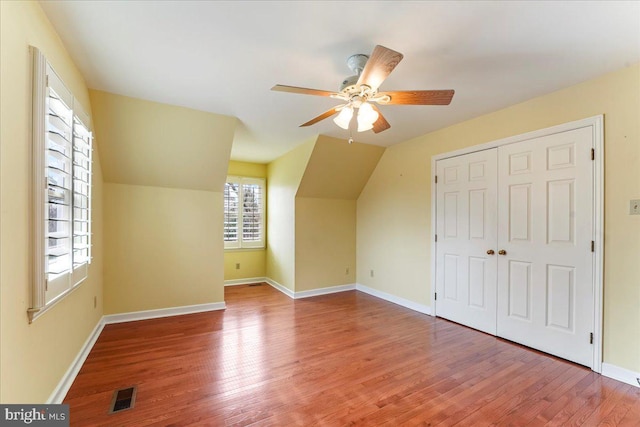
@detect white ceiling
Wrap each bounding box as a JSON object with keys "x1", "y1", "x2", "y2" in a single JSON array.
[{"x1": 40, "y1": 1, "x2": 640, "y2": 164}]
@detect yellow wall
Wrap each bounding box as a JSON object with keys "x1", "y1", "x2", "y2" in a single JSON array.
[
  {"x1": 292, "y1": 136, "x2": 384, "y2": 292},
  {"x1": 357, "y1": 63, "x2": 640, "y2": 372},
  {"x1": 297, "y1": 136, "x2": 386, "y2": 199},
  {"x1": 264, "y1": 135, "x2": 384, "y2": 293},
  {"x1": 0, "y1": 1, "x2": 104, "y2": 402},
  {"x1": 91, "y1": 91, "x2": 235, "y2": 314},
  {"x1": 103, "y1": 184, "x2": 223, "y2": 313},
  {"x1": 295, "y1": 198, "x2": 356, "y2": 291},
  {"x1": 224, "y1": 161, "x2": 268, "y2": 282},
  {"x1": 224, "y1": 251, "x2": 267, "y2": 282},
  {"x1": 266, "y1": 139, "x2": 316, "y2": 290},
  {"x1": 90, "y1": 90, "x2": 236, "y2": 192},
  {"x1": 228, "y1": 160, "x2": 267, "y2": 179}
]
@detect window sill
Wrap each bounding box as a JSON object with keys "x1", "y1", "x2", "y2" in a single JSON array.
[
  {"x1": 28, "y1": 275, "x2": 88, "y2": 323},
  {"x1": 224, "y1": 247, "x2": 266, "y2": 253}
]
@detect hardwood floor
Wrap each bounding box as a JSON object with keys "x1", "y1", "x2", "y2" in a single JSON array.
[{"x1": 65, "y1": 284, "x2": 640, "y2": 426}]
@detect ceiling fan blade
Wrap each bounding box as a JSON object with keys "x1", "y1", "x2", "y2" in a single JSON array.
[
  {"x1": 271, "y1": 84, "x2": 338, "y2": 97},
  {"x1": 356, "y1": 45, "x2": 404, "y2": 90},
  {"x1": 378, "y1": 90, "x2": 455, "y2": 105},
  {"x1": 299, "y1": 106, "x2": 341, "y2": 127},
  {"x1": 370, "y1": 104, "x2": 390, "y2": 134}
]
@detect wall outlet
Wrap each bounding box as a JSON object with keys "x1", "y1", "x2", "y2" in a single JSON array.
[
  {"x1": 370, "y1": 269, "x2": 374, "y2": 278},
  {"x1": 631, "y1": 199, "x2": 640, "y2": 215},
  {"x1": 235, "y1": 263, "x2": 240, "y2": 270}
]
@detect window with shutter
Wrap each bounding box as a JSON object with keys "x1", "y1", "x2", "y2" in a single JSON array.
[
  {"x1": 224, "y1": 177, "x2": 265, "y2": 249},
  {"x1": 30, "y1": 47, "x2": 93, "y2": 322}
]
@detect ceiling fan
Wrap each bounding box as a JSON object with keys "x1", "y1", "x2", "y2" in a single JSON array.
[{"x1": 272, "y1": 45, "x2": 454, "y2": 135}]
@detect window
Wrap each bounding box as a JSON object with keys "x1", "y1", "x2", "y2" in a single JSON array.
[
  {"x1": 224, "y1": 176, "x2": 265, "y2": 249},
  {"x1": 29, "y1": 47, "x2": 93, "y2": 322}
]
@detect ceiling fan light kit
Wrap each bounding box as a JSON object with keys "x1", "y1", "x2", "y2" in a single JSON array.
[
  {"x1": 356, "y1": 102, "x2": 379, "y2": 132},
  {"x1": 272, "y1": 45, "x2": 455, "y2": 137},
  {"x1": 333, "y1": 106, "x2": 353, "y2": 130}
]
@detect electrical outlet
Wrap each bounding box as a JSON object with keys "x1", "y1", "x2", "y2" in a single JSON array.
[
  {"x1": 630, "y1": 199, "x2": 640, "y2": 215},
  {"x1": 370, "y1": 269, "x2": 374, "y2": 278},
  {"x1": 235, "y1": 263, "x2": 240, "y2": 270}
]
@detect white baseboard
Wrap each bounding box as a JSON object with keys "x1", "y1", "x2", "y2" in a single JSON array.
[
  {"x1": 265, "y1": 278, "x2": 295, "y2": 298},
  {"x1": 265, "y1": 278, "x2": 356, "y2": 299},
  {"x1": 47, "y1": 317, "x2": 106, "y2": 404},
  {"x1": 602, "y1": 363, "x2": 640, "y2": 388},
  {"x1": 103, "y1": 302, "x2": 226, "y2": 324},
  {"x1": 356, "y1": 283, "x2": 431, "y2": 315},
  {"x1": 224, "y1": 277, "x2": 267, "y2": 286},
  {"x1": 265, "y1": 277, "x2": 430, "y2": 313},
  {"x1": 294, "y1": 283, "x2": 356, "y2": 299}
]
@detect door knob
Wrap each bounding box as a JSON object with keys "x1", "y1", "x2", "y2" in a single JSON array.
[
  {"x1": 498, "y1": 249, "x2": 507, "y2": 255},
  {"x1": 486, "y1": 249, "x2": 495, "y2": 255}
]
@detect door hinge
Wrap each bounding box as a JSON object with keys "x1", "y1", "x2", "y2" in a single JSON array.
[
  {"x1": 434, "y1": 292, "x2": 437, "y2": 301},
  {"x1": 591, "y1": 148, "x2": 595, "y2": 160},
  {"x1": 591, "y1": 241, "x2": 595, "y2": 252},
  {"x1": 590, "y1": 332, "x2": 593, "y2": 344},
  {"x1": 435, "y1": 234, "x2": 438, "y2": 242},
  {"x1": 45, "y1": 278, "x2": 48, "y2": 291},
  {"x1": 435, "y1": 175, "x2": 438, "y2": 184}
]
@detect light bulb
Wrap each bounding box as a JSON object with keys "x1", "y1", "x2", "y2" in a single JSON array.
[
  {"x1": 357, "y1": 102, "x2": 379, "y2": 132},
  {"x1": 333, "y1": 106, "x2": 353, "y2": 130},
  {"x1": 357, "y1": 120, "x2": 374, "y2": 132}
]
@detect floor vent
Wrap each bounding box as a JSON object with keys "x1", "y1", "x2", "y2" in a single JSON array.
[
  {"x1": 109, "y1": 386, "x2": 137, "y2": 414},
  {"x1": 248, "y1": 283, "x2": 262, "y2": 286}
]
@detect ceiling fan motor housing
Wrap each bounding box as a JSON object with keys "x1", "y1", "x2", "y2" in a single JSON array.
[
  {"x1": 339, "y1": 75, "x2": 359, "y2": 92},
  {"x1": 347, "y1": 54, "x2": 369, "y2": 74},
  {"x1": 339, "y1": 53, "x2": 369, "y2": 92}
]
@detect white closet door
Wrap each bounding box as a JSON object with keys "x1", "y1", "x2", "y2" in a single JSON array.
[
  {"x1": 496, "y1": 127, "x2": 594, "y2": 366},
  {"x1": 436, "y1": 149, "x2": 498, "y2": 335}
]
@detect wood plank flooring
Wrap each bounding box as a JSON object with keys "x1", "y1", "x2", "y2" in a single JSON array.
[{"x1": 64, "y1": 284, "x2": 640, "y2": 426}]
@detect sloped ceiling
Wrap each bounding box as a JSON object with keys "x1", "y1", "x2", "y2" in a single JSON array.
[
  {"x1": 40, "y1": 1, "x2": 640, "y2": 163},
  {"x1": 297, "y1": 136, "x2": 385, "y2": 200},
  {"x1": 90, "y1": 90, "x2": 236, "y2": 191}
]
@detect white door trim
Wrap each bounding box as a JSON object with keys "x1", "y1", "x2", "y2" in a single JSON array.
[{"x1": 430, "y1": 115, "x2": 604, "y2": 372}]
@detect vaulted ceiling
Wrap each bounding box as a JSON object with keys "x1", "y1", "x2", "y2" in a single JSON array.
[{"x1": 40, "y1": 1, "x2": 640, "y2": 163}]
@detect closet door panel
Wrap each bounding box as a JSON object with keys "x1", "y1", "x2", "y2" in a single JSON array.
[
  {"x1": 496, "y1": 127, "x2": 594, "y2": 367},
  {"x1": 435, "y1": 149, "x2": 498, "y2": 334}
]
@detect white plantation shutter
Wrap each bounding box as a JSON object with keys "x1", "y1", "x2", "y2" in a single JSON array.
[
  {"x1": 241, "y1": 182, "x2": 263, "y2": 247},
  {"x1": 224, "y1": 182, "x2": 240, "y2": 248},
  {"x1": 224, "y1": 177, "x2": 265, "y2": 249},
  {"x1": 30, "y1": 47, "x2": 93, "y2": 321},
  {"x1": 43, "y1": 72, "x2": 75, "y2": 303},
  {"x1": 71, "y1": 113, "x2": 92, "y2": 283}
]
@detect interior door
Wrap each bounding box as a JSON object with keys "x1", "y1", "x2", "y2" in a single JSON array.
[
  {"x1": 435, "y1": 149, "x2": 498, "y2": 335},
  {"x1": 496, "y1": 127, "x2": 594, "y2": 366}
]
